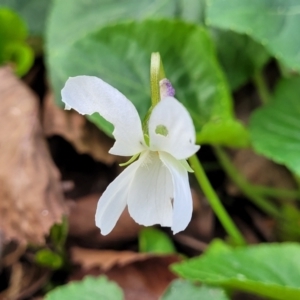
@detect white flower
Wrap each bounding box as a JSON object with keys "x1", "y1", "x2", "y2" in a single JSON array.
[{"x1": 61, "y1": 76, "x2": 200, "y2": 235}]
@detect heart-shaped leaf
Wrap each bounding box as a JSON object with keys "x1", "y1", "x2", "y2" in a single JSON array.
[
  {"x1": 211, "y1": 29, "x2": 269, "y2": 90},
  {"x1": 139, "y1": 228, "x2": 176, "y2": 254},
  {"x1": 250, "y1": 77, "x2": 300, "y2": 175},
  {"x1": 172, "y1": 243, "x2": 300, "y2": 300},
  {"x1": 161, "y1": 279, "x2": 229, "y2": 300},
  {"x1": 45, "y1": 276, "x2": 123, "y2": 300},
  {"x1": 206, "y1": 0, "x2": 300, "y2": 71},
  {"x1": 47, "y1": 19, "x2": 248, "y2": 147},
  {"x1": 47, "y1": 0, "x2": 268, "y2": 92}
]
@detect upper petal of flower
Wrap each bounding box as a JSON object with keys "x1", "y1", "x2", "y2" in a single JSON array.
[
  {"x1": 159, "y1": 152, "x2": 193, "y2": 234},
  {"x1": 95, "y1": 157, "x2": 143, "y2": 235},
  {"x1": 127, "y1": 151, "x2": 173, "y2": 227},
  {"x1": 61, "y1": 76, "x2": 145, "y2": 156},
  {"x1": 148, "y1": 97, "x2": 200, "y2": 160}
]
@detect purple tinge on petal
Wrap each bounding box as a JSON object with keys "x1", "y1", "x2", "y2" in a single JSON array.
[{"x1": 159, "y1": 78, "x2": 175, "y2": 99}]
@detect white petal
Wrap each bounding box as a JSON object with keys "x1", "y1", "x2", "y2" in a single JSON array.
[
  {"x1": 127, "y1": 151, "x2": 173, "y2": 227},
  {"x1": 159, "y1": 152, "x2": 193, "y2": 234},
  {"x1": 148, "y1": 97, "x2": 200, "y2": 160},
  {"x1": 61, "y1": 76, "x2": 145, "y2": 156},
  {"x1": 95, "y1": 158, "x2": 142, "y2": 235}
]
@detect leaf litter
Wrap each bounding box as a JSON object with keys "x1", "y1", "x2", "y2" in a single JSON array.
[{"x1": 0, "y1": 67, "x2": 66, "y2": 245}]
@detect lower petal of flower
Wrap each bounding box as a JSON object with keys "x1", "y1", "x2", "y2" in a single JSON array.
[
  {"x1": 95, "y1": 158, "x2": 142, "y2": 235},
  {"x1": 127, "y1": 151, "x2": 173, "y2": 227},
  {"x1": 159, "y1": 152, "x2": 193, "y2": 234}
]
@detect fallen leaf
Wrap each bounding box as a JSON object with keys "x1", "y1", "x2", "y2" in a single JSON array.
[
  {"x1": 70, "y1": 254, "x2": 180, "y2": 300},
  {"x1": 43, "y1": 93, "x2": 116, "y2": 165},
  {"x1": 68, "y1": 194, "x2": 141, "y2": 248},
  {"x1": 71, "y1": 247, "x2": 153, "y2": 271},
  {"x1": 0, "y1": 67, "x2": 66, "y2": 245}
]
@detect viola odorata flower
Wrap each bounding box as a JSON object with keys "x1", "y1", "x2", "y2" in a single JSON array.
[{"x1": 61, "y1": 76, "x2": 200, "y2": 235}]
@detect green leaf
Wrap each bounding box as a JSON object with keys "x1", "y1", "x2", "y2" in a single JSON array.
[
  {"x1": 0, "y1": 0, "x2": 51, "y2": 36},
  {"x1": 50, "y1": 216, "x2": 68, "y2": 250},
  {"x1": 206, "y1": 0, "x2": 300, "y2": 71},
  {"x1": 197, "y1": 119, "x2": 249, "y2": 147},
  {"x1": 172, "y1": 243, "x2": 300, "y2": 300},
  {"x1": 276, "y1": 205, "x2": 300, "y2": 242},
  {"x1": 0, "y1": 8, "x2": 34, "y2": 75},
  {"x1": 139, "y1": 228, "x2": 176, "y2": 254},
  {"x1": 47, "y1": 0, "x2": 178, "y2": 51},
  {"x1": 211, "y1": 29, "x2": 269, "y2": 90},
  {"x1": 47, "y1": 0, "x2": 206, "y2": 49},
  {"x1": 0, "y1": 8, "x2": 26, "y2": 41},
  {"x1": 249, "y1": 78, "x2": 300, "y2": 175},
  {"x1": 47, "y1": 18, "x2": 248, "y2": 147},
  {"x1": 48, "y1": 0, "x2": 264, "y2": 92},
  {"x1": 45, "y1": 276, "x2": 124, "y2": 300},
  {"x1": 161, "y1": 280, "x2": 229, "y2": 300},
  {"x1": 203, "y1": 239, "x2": 232, "y2": 256},
  {"x1": 35, "y1": 249, "x2": 63, "y2": 270}
]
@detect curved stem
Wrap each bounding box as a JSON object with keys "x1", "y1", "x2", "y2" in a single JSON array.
[
  {"x1": 253, "y1": 71, "x2": 270, "y2": 105},
  {"x1": 251, "y1": 185, "x2": 300, "y2": 200},
  {"x1": 292, "y1": 174, "x2": 300, "y2": 191},
  {"x1": 189, "y1": 154, "x2": 246, "y2": 246},
  {"x1": 214, "y1": 146, "x2": 282, "y2": 218}
]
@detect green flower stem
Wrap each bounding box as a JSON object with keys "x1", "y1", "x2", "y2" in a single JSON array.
[
  {"x1": 201, "y1": 161, "x2": 300, "y2": 199},
  {"x1": 189, "y1": 154, "x2": 246, "y2": 246},
  {"x1": 292, "y1": 174, "x2": 300, "y2": 191},
  {"x1": 214, "y1": 146, "x2": 282, "y2": 218},
  {"x1": 150, "y1": 52, "x2": 165, "y2": 107},
  {"x1": 253, "y1": 71, "x2": 271, "y2": 105},
  {"x1": 251, "y1": 186, "x2": 300, "y2": 200}
]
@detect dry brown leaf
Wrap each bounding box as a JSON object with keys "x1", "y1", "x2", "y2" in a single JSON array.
[
  {"x1": 70, "y1": 254, "x2": 180, "y2": 300},
  {"x1": 68, "y1": 194, "x2": 141, "y2": 248},
  {"x1": 43, "y1": 93, "x2": 116, "y2": 164},
  {"x1": 227, "y1": 149, "x2": 296, "y2": 196},
  {"x1": 104, "y1": 255, "x2": 179, "y2": 300},
  {"x1": 0, "y1": 67, "x2": 66, "y2": 245},
  {"x1": 71, "y1": 247, "x2": 154, "y2": 271}
]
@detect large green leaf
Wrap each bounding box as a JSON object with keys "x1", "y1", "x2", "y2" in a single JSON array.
[
  {"x1": 206, "y1": 0, "x2": 300, "y2": 71},
  {"x1": 47, "y1": 0, "x2": 202, "y2": 50},
  {"x1": 0, "y1": 0, "x2": 51, "y2": 36},
  {"x1": 161, "y1": 280, "x2": 229, "y2": 300},
  {"x1": 139, "y1": 228, "x2": 176, "y2": 254},
  {"x1": 47, "y1": 0, "x2": 268, "y2": 92},
  {"x1": 172, "y1": 243, "x2": 300, "y2": 300},
  {"x1": 47, "y1": 19, "x2": 248, "y2": 147},
  {"x1": 211, "y1": 29, "x2": 269, "y2": 90},
  {"x1": 45, "y1": 276, "x2": 123, "y2": 300},
  {"x1": 0, "y1": 8, "x2": 33, "y2": 75},
  {"x1": 250, "y1": 78, "x2": 300, "y2": 175}
]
